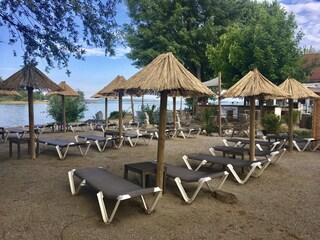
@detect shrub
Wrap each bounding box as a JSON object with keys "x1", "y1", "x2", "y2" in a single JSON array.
[
  {"x1": 261, "y1": 113, "x2": 283, "y2": 134},
  {"x1": 47, "y1": 91, "x2": 87, "y2": 123},
  {"x1": 109, "y1": 110, "x2": 127, "y2": 119},
  {"x1": 141, "y1": 104, "x2": 158, "y2": 124},
  {"x1": 202, "y1": 107, "x2": 216, "y2": 134}
]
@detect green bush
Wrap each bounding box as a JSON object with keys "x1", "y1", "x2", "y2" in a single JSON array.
[
  {"x1": 47, "y1": 91, "x2": 87, "y2": 123},
  {"x1": 202, "y1": 107, "x2": 216, "y2": 134},
  {"x1": 282, "y1": 110, "x2": 300, "y2": 125},
  {"x1": 261, "y1": 113, "x2": 283, "y2": 134},
  {"x1": 109, "y1": 110, "x2": 127, "y2": 119}
]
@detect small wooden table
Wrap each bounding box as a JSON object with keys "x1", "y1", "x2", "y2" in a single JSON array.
[
  {"x1": 124, "y1": 161, "x2": 166, "y2": 192},
  {"x1": 9, "y1": 138, "x2": 30, "y2": 159}
]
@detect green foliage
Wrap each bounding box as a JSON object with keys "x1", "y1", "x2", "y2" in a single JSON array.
[
  {"x1": 282, "y1": 110, "x2": 301, "y2": 125},
  {"x1": 207, "y1": 1, "x2": 304, "y2": 88},
  {"x1": 261, "y1": 113, "x2": 283, "y2": 134},
  {"x1": 202, "y1": 107, "x2": 216, "y2": 134},
  {"x1": 109, "y1": 111, "x2": 127, "y2": 119},
  {"x1": 0, "y1": 0, "x2": 118, "y2": 73},
  {"x1": 124, "y1": 0, "x2": 255, "y2": 80},
  {"x1": 0, "y1": 90, "x2": 47, "y2": 102},
  {"x1": 294, "y1": 130, "x2": 311, "y2": 138},
  {"x1": 141, "y1": 104, "x2": 158, "y2": 124},
  {"x1": 47, "y1": 91, "x2": 88, "y2": 123}
]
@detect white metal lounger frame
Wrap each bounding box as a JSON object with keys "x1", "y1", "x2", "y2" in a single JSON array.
[
  {"x1": 171, "y1": 171, "x2": 229, "y2": 203},
  {"x1": 68, "y1": 168, "x2": 162, "y2": 224},
  {"x1": 125, "y1": 131, "x2": 154, "y2": 147},
  {"x1": 68, "y1": 123, "x2": 89, "y2": 132},
  {"x1": 182, "y1": 155, "x2": 270, "y2": 185},
  {"x1": 176, "y1": 128, "x2": 201, "y2": 139},
  {"x1": 74, "y1": 135, "x2": 124, "y2": 152},
  {"x1": 292, "y1": 138, "x2": 315, "y2": 152},
  {"x1": 312, "y1": 140, "x2": 320, "y2": 151},
  {"x1": 39, "y1": 141, "x2": 91, "y2": 160}
]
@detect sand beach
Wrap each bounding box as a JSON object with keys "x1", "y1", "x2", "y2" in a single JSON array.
[{"x1": 0, "y1": 129, "x2": 319, "y2": 240}]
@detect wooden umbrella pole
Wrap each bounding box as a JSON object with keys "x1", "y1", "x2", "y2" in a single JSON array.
[
  {"x1": 105, "y1": 98, "x2": 108, "y2": 126},
  {"x1": 156, "y1": 91, "x2": 167, "y2": 189},
  {"x1": 62, "y1": 95, "x2": 66, "y2": 133},
  {"x1": 249, "y1": 97, "x2": 256, "y2": 161},
  {"x1": 173, "y1": 97, "x2": 176, "y2": 129},
  {"x1": 119, "y1": 92, "x2": 123, "y2": 138},
  {"x1": 218, "y1": 72, "x2": 222, "y2": 136},
  {"x1": 288, "y1": 99, "x2": 293, "y2": 152},
  {"x1": 28, "y1": 87, "x2": 36, "y2": 160},
  {"x1": 131, "y1": 95, "x2": 135, "y2": 122},
  {"x1": 180, "y1": 96, "x2": 183, "y2": 112}
]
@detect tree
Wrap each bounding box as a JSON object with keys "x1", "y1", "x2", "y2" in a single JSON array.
[
  {"x1": 47, "y1": 91, "x2": 88, "y2": 123},
  {"x1": 206, "y1": 1, "x2": 304, "y2": 88},
  {"x1": 0, "y1": 0, "x2": 119, "y2": 73},
  {"x1": 124, "y1": 0, "x2": 255, "y2": 81}
]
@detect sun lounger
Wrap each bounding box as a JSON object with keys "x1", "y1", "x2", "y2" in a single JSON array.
[
  {"x1": 182, "y1": 153, "x2": 270, "y2": 184},
  {"x1": 75, "y1": 134, "x2": 124, "y2": 152},
  {"x1": 68, "y1": 167, "x2": 162, "y2": 224},
  {"x1": 292, "y1": 138, "x2": 315, "y2": 151},
  {"x1": 150, "y1": 161, "x2": 228, "y2": 203},
  {"x1": 36, "y1": 138, "x2": 91, "y2": 159},
  {"x1": 67, "y1": 122, "x2": 89, "y2": 132},
  {"x1": 176, "y1": 127, "x2": 201, "y2": 139},
  {"x1": 210, "y1": 145, "x2": 286, "y2": 163},
  {"x1": 124, "y1": 131, "x2": 154, "y2": 147},
  {"x1": 224, "y1": 138, "x2": 281, "y2": 151}
]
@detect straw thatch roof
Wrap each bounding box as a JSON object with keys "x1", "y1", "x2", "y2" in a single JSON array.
[
  {"x1": 279, "y1": 77, "x2": 319, "y2": 99},
  {"x1": 47, "y1": 81, "x2": 79, "y2": 96},
  {"x1": 98, "y1": 75, "x2": 127, "y2": 96},
  {"x1": 91, "y1": 93, "x2": 118, "y2": 99},
  {"x1": 222, "y1": 69, "x2": 289, "y2": 99},
  {"x1": 117, "y1": 52, "x2": 214, "y2": 97},
  {"x1": 0, "y1": 80, "x2": 20, "y2": 96},
  {"x1": 3, "y1": 64, "x2": 61, "y2": 91}
]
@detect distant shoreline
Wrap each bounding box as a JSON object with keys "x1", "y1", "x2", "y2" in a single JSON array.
[{"x1": 0, "y1": 100, "x2": 48, "y2": 105}]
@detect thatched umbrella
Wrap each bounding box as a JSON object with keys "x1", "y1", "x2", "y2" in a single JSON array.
[
  {"x1": 278, "y1": 77, "x2": 320, "y2": 151},
  {"x1": 116, "y1": 52, "x2": 214, "y2": 189},
  {"x1": 98, "y1": 75, "x2": 127, "y2": 137},
  {"x1": 91, "y1": 92, "x2": 117, "y2": 125},
  {"x1": 222, "y1": 68, "x2": 289, "y2": 160},
  {"x1": 2, "y1": 64, "x2": 61, "y2": 159},
  {"x1": 0, "y1": 80, "x2": 20, "y2": 96},
  {"x1": 47, "y1": 81, "x2": 80, "y2": 133}
]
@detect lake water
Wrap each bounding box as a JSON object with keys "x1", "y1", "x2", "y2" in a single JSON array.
[{"x1": 0, "y1": 98, "x2": 186, "y2": 128}]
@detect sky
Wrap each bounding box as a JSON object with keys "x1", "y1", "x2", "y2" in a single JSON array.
[{"x1": 0, "y1": 0, "x2": 320, "y2": 99}]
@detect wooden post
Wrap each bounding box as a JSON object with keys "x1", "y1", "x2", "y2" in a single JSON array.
[
  {"x1": 119, "y1": 92, "x2": 123, "y2": 138},
  {"x1": 105, "y1": 98, "x2": 108, "y2": 126},
  {"x1": 62, "y1": 95, "x2": 66, "y2": 133},
  {"x1": 28, "y1": 87, "x2": 36, "y2": 160},
  {"x1": 288, "y1": 99, "x2": 293, "y2": 152},
  {"x1": 156, "y1": 91, "x2": 167, "y2": 189},
  {"x1": 173, "y1": 97, "x2": 176, "y2": 129},
  {"x1": 312, "y1": 98, "x2": 320, "y2": 147},
  {"x1": 218, "y1": 72, "x2": 222, "y2": 136},
  {"x1": 131, "y1": 95, "x2": 135, "y2": 122},
  {"x1": 249, "y1": 97, "x2": 255, "y2": 161},
  {"x1": 180, "y1": 96, "x2": 183, "y2": 112}
]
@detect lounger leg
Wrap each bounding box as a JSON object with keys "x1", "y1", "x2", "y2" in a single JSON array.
[
  {"x1": 174, "y1": 177, "x2": 211, "y2": 203},
  {"x1": 312, "y1": 142, "x2": 320, "y2": 151},
  {"x1": 182, "y1": 155, "x2": 207, "y2": 171},
  {"x1": 68, "y1": 169, "x2": 86, "y2": 195},
  {"x1": 55, "y1": 146, "x2": 64, "y2": 160},
  {"x1": 94, "y1": 140, "x2": 103, "y2": 152},
  {"x1": 226, "y1": 163, "x2": 263, "y2": 184},
  {"x1": 140, "y1": 187, "x2": 162, "y2": 213},
  {"x1": 97, "y1": 191, "x2": 123, "y2": 224},
  {"x1": 271, "y1": 148, "x2": 286, "y2": 163},
  {"x1": 292, "y1": 140, "x2": 302, "y2": 151},
  {"x1": 208, "y1": 171, "x2": 229, "y2": 190}
]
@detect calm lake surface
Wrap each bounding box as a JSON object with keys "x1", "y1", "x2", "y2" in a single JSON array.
[{"x1": 0, "y1": 98, "x2": 186, "y2": 128}]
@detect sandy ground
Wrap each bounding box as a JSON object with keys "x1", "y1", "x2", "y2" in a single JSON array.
[{"x1": 0, "y1": 129, "x2": 319, "y2": 240}]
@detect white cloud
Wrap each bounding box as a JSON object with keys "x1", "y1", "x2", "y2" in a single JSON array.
[
  {"x1": 281, "y1": 1, "x2": 320, "y2": 50},
  {"x1": 82, "y1": 45, "x2": 131, "y2": 59}
]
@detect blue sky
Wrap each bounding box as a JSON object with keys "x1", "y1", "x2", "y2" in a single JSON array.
[{"x1": 0, "y1": 1, "x2": 319, "y2": 98}]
